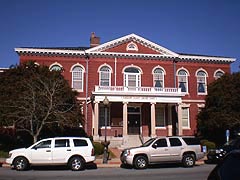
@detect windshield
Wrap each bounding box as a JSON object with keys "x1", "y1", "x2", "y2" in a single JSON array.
[{"x1": 141, "y1": 138, "x2": 156, "y2": 147}]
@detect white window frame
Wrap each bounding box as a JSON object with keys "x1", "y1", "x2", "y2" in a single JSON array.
[
  {"x1": 152, "y1": 67, "x2": 165, "y2": 88},
  {"x1": 196, "y1": 69, "x2": 208, "y2": 95},
  {"x1": 49, "y1": 62, "x2": 63, "y2": 71},
  {"x1": 71, "y1": 65, "x2": 85, "y2": 92},
  {"x1": 123, "y1": 66, "x2": 142, "y2": 90},
  {"x1": 126, "y1": 42, "x2": 138, "y2": 51},
  {"x1": 177, "y1": 69, "x2": 189, "y2": 93},
  {"x1": 99, "y1": 65, "x2": 111, "y2": 86},
  {"x1": 214, "y1": 69, "x2": 225, "y2": 80}
]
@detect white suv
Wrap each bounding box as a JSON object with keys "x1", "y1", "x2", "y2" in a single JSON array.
[
  {"x1": 120, "y1": 136, "x2": 205, "y2": 169},
  {"x1": 6, "y1": 137, "x2": 95, "y2": 171}
]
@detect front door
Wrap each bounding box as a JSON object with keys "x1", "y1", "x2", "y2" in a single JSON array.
[{"x1": 128, "y1": 107, "x2": 141, "y2": 135}]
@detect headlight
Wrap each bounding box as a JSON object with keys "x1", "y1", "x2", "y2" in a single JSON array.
[
  {"x1": 124, "y1": 150, "x2": 131, "y2": 156},
  {"x1": 8, "y1": 153, "x2": 12, "y2": 158}
]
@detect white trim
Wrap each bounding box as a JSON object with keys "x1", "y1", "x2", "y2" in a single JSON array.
[
  {"x1": 49, "y1": 62, "x2": 63, "y2": 71},
  {"x1": 126, "y1": 42, "x2": 139, "y2": 51},
  {"x1": 122, "y1": 64, "x2": 143, "y2": 74},
  {"x1": 152, "y1": 65, "x2": 166, "y2": 75},
  {"x1": 179, "y1": 54, "x2": 235, "y2": 63},
  {"x1": 97, "y1": 63, "x2": 113, "y2": 73},
  {"x1": 176, "y1": 67, "x2": 190, "y2": 76},
  {"x1": 70, "y1": 63, "x2": 85, "y2": 72},
  {"x1": 86, "y1": 33, "x2": 179, "y2": 56},
  {"x1": 214, "y1": 69, "x2": 225, "y2": 78}
]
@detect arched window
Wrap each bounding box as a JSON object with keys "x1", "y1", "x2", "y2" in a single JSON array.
[
  {"x1": 177, "y1": 70, "x2": 188, "y2": 93},
  {"x1": 50, "y1": 64, "x2": 62, "y2": 71},
  {"x1": 72, "y1": 66, "x2": 84, "y2": 91},
  {"x1": 153, "y1": 68, "x2": 164, "y2": 88},
  {"x1": 214, "y1": 70, "x2": 224, "y2": 79},
  {"x1": 124, "y1": 66, "x2": 141, "y2": 90},
  {"x1": 197, "y1": 70, "x2": 207, "y2": 94},
  {"x1": 126, "y1": 42, "x2": 138, "y2": 51},
  {"x1": 99, "y1": 66, "x2": 111, "y2": 86}
]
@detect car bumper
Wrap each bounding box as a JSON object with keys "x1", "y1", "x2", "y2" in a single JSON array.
[
  {"x1": 6, "y1": 158, "x2": 13, "y2": 165},
  {"x1": 120, "y1": 155, "x2": 134, "y2": 165},
  {"x1": 85, "y1": 156, "x2": 96, "y2": 163}
]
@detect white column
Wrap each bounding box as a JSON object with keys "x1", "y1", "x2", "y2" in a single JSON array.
[
  {"x1": 123, "y1": 102, "x2": 128, "y2": 136},
  {"x1": 93, "y1": 101, "x2": 99, "y2": 138},
  {"x1": 151, "y1": 102, "x2": 156, "y2": 137},
  {"x1": 178, "y1": 103, "x2": 183, "y2": 136}
]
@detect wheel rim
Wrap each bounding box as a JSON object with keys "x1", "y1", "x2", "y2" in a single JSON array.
[
  {"x1": 137, "y1": 158, "x2": 146, "y2": 168},
  {"x1": 16, "y1": 159, "x2": 25, "y2": 170},
  {"x1": 72, "y1": 159, "x2": 81, "y2": 170},
  {"x1": 185, "y1": 157, "x2": 194, "y2": 166}
]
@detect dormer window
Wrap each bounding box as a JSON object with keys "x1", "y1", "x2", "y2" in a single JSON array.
[{"x1": 126, "y1": 42, "x2": 138, "y2": 51}]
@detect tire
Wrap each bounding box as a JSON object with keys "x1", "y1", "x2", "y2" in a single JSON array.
[
  {"x1": 13, "y1": 157, "x2": 29, "y2": 171},
  {"x1": 68, "y1": 157, "x2": 85, "y2": 171},
  {"x1": 182, "y1": 154, "x2": 195, "y2": 167},
  {"x1": 134, "y1": 156, "x2": 148, "y2": 169}
]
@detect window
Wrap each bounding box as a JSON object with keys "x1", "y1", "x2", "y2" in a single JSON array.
[
  {"x1": 197, "y1": 70, "x2": 207, "y2": 94},
  {"x1": 153, "y1": 68, "x2": 164, "y2": 88},
  {"x1": 182, "y1": 138, "x2": 201, "y2": 145},
  {"x1": 99, "y1": 105, "x2": 110, "y2": 127},
  {"x1": 126, "y1": 42, "x2": 138, "y2": 51},
  {"x1": 73, "y1": 139, "x2": 88, "y2": 147},
  {"x1": 182, "y1": 107, "x2": 190, "y2": 128},
  {"x1": 169, "y1": 138, "x2": 182, "y2": 147},
  {"x1": 50, "y1": 64, "x2": 62, "y2": 71},
  {"x1": 33, "y1": 140, "x2": 51, "y2": 149},
  {"x1": 156, "y1": 106, "x2": 165, "y2": 127},
  {"x1": 178, "y1": 70, "x2": 188, "y2": 93},
  {"x1": 55, "y1": 139, "x2": 70, "y2": 148},
  {"x1": 153, "y1": 139, "x2": 168, "y2": 147},
  {"x1": 99, "y1": 66, "x2": 111, "y2": 86},
  {"x1": 124, "y1": 67, "x2": 141, "y2": 90},
  {"x1": 214, "y1": 71, "x2": 224, "y2": 79},
  {"x1": 72, "y1": 66, "x2": 84, "y2": 91}
]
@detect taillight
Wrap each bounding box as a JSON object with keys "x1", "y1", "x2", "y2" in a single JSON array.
[{"x1": 91, "y1": 148, "x2": 95, "y2": 156}]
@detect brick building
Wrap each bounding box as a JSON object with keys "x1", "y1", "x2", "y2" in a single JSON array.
[{"x1": 15, "y1": 33, "x2": 235, "y2": 147}]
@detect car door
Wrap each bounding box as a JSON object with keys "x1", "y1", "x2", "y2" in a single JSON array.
[
  {"x1": 30, "y1": 139, "x2": 52, "y2": 164},
  {"x1": 52, "y1": 139, "x2": 71, "y2": 163},
  {"x1": 150, "y1": 138, "x2": 171, "y2": 163},
  {"x1": 168, "y1": 137, "x2": 183, "y2": 161}
]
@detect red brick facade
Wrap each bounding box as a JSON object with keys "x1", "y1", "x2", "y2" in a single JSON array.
[{"x1": 16, "y1": 33, "x2": 235, "y2": 147}]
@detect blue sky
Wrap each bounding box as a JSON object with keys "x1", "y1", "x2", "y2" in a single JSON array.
[{"x1": 0, "y1": 0, "x2": 239, "y2": 72}]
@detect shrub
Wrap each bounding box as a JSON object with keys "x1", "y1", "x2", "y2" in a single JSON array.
[
  {"x1": 201, "y1": 139, "x2": 216, "y2": 151},
  {"x1": 93, "y1": 142, "x2": 104, "y2": 155}
]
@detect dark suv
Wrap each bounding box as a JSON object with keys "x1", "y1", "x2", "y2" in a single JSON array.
[{"x1": 207, "y1": 138, "x2": 240, "y2": 163}]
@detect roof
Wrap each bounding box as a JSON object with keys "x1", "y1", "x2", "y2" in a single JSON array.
[{"x1": 15, "y1": 33, "x2": 236, "y2": 64}]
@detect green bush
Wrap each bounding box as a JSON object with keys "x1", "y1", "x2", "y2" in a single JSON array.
[
  {"x1": 201, "y1": 139, "x2": 216, "y2": 151},
  {"x1": 93, "y1": 142, "x2": 104, "y2": 155}
]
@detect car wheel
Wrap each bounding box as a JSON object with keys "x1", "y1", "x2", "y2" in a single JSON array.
[
  {"x1": 13, "y1": 157, "x2": 29, "y2": 171},
  {"x1": 134, "y1": 156, "x2": 148, "y2": 169},
  {"x1": 182, "y1": 154, "x2": 195, "y2": 167},
  {"x1": 68, "y1": 157, "x2": 85, "y2": 171}
]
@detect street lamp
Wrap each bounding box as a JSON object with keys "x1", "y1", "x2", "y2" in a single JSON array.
[{"x1": 102, "y1": 96, "x2": 110, "y2": 164}]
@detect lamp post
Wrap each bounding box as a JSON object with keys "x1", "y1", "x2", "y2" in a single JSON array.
[{"x1": 102, "y1": 96, "x2": 110, "y2": 164}]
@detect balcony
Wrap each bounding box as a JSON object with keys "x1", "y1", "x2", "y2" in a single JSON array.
[{"x1": 94, "y1": 86, "x2": 183, "y2": 97}]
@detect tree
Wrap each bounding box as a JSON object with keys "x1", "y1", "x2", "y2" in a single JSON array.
[
  {"x1": 0, "y1": 61, "x2": 84, "y2": 143},
  {"x1": 197, "y1": 72, "x2": 240, "y2": 145}
]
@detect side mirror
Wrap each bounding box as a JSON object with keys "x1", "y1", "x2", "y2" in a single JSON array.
[{"x1": 152, "y1": 144, "x2": 157, "y2": 149}]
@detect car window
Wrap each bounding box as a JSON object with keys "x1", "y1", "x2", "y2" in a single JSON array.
[
  {"x1": 153, "y1": 139, "x2": 168, "y2": 148},
  {"x1": 73, "y1": 139, "x2": 88, "y2": 147},
  {"x1": 33, "y1": 140, "x2": 51, "y2": 149},
  {"x1": 55, "y1": 139, "x2": 70, "y2": 148},
  {"x1": 182, "y1": 137, "x2": 200, "y2": 145},
  {"x1": 169, "y1": 138, "x2": 182, "y2": 147}
]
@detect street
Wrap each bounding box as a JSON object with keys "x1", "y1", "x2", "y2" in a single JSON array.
[{"x1": 0, "y1": 164, "x2": 215, "y2": 180}]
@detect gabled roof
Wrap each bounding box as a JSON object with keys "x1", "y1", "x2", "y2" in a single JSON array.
[{"x1": 86, "y1": 33, "x2": 178, "y2": 57}]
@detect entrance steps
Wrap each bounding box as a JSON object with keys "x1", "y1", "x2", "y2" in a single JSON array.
[{"x1": 121, "y1": 135, "x2": 143, "y2": 149}]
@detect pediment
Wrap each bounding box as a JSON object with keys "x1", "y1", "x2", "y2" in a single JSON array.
[{"x1": 86, "y1": 33, "x2": 178, "y2": 57}]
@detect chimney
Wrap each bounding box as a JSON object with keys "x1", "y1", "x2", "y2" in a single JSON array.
[{"x1": 90, "y1": 32, "x2": 100, "y2": 47}]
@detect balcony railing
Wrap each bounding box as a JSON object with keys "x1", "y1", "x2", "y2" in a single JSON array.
[{"x1": 94, "y1": 86, "x2": 182, "y2": 96}]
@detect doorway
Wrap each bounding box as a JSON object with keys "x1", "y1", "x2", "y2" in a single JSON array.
[{"x1": 127, "y1": 107, "x2": 141, "y2": 135}]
